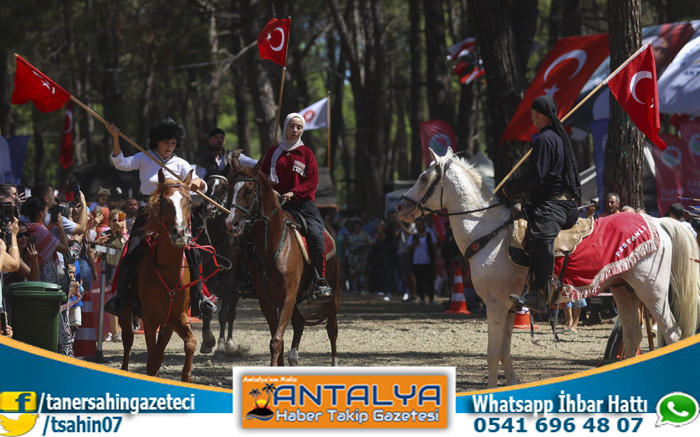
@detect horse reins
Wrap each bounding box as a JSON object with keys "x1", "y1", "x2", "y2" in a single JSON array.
[
  {"x1": 399, "y1": 158, "x2": 503, "y2": 217},
  {"x1": 229, "y1": 173, "x2": 294, "y2": 305}
]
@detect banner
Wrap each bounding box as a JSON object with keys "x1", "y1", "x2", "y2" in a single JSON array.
[
  {"x1": 607, "y1": 45, "x2": 666, "y2": 149},
  {"x1": 299, "y1": 97, "x2": 329, "y2": 130},
  {"x1": 658, "y1": 27, "x2": 700, "y2": 114},
  {"x1": 258, "y1": 18, "x2": 291, "y2": 66},
  {"x1": 60, "y1": 101, "x2": 74, "y2": 168},
  {"x1": 419, "y1": 120, "x2": 457, "y2": 168},
  {"x1": 11, "y1": 55, "x2": 71, "y2": 113},
  {"x1": 678, "y1": 119, "x2": 700, "y2": 207},
  {"x1": 0, "y1": 135, "x2": 29, "y2": 184},
  {"x1": 501, "y1": 33, "x2": 609, "y2": 143},
  {"x1": 651, "y1": 133, "x2": 684, "y2": 215},
  {"x1": 566, "y1": 20, "x2": 699, "y2": 131}
]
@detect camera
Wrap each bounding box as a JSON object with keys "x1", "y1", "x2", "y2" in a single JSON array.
[
  {"x1": 49, "y1": 204, "x2": 60, "y2": 223},
  {"x1": 1, "y1": 202, "x2": 15, "y2": 224},
  {"x1": 73, "y1": 184, "x2": 81, "y2": 198}
]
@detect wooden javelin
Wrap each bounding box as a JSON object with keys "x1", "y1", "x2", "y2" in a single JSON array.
[
  {"x1": 492, "y1": 43, "x2": 652, "y2": 195},
  {"x1": 69, "y1": 96, "x2": 231, "y2": 215}
]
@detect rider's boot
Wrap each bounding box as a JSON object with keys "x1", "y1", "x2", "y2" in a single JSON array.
[
  {"x1": 509, "y1": 282, "x2": 549, "y2": 313},
  {"x1": 310, "y1": 253, "x2": 333, "y2": 301},
  {"x1": 187, "y1": 249, "x2": 217, "y2": 317},
  {"x1": 104, "y1": 240, "x2": 142, "y2": 317}
]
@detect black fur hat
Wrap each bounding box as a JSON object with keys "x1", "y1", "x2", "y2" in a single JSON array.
[{"x1": 149, "y1": 116, "x2": 185, "y2": 149}]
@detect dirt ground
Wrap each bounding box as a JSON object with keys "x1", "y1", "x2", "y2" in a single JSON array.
[{"x1": 94, "y1": 292, "x2": 641, "y2": 392}]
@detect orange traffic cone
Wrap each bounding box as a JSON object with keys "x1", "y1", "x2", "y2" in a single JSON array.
[
  {"x1": 513, "y1": 309, "x2": 539, "y2": 330},
  {"x1": 73, "y1": 291, "x2": 97, "y2": 359},
  {"x1": 445, "y1": 267, "x2": 470, "y2": 314}
]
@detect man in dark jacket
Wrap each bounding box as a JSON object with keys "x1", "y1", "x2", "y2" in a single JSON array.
[{"x1": 501, "y1": 96, "x2": 581, "y2": 312}]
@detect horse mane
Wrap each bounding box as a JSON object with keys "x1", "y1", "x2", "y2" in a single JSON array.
[
  {"x1": 143, "y1": 178, "x2": 190, "y2": 234},
  {"x1": 433, "y1": 153, "x2": 498, "y2": 205}
]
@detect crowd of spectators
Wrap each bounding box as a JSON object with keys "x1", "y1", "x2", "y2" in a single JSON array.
[
  {"x1": 0, "y1": 181, "x2": 135, "y2": 353},
  {"x1": 326, "y1": 208, "x2": 477, "y2": 309}
]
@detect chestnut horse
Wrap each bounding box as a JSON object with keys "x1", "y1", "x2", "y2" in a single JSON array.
[
  {"x1": 224, "y1": 162, "x2": 339, "y2": 366},
  {"x1": 119, "y1": 169, "x2": 198, "y2": 382}
]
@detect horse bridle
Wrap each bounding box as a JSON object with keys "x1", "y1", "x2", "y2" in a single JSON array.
[
  {"x1": 399, "y1": 158, "x2": 502, "y2": 217},
  {"x1": 157, "y1": 183, "x2": 192, "y2": 243},
  {"x1": 204, "y1": 175, "x2": 231, "y2": 217}
]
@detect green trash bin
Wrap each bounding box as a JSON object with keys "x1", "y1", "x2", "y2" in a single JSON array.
[{"x1": 5, "y1": 281, "x2": 67, "y2": 353}]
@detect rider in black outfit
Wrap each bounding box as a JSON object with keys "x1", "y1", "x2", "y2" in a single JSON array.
[{"x1": 501, "y1": 96, "x2": 581, "y2": 312}]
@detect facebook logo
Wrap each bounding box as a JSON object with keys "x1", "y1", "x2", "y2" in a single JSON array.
[{"x1": 0, "y1": 392, "x2": 37, "y2": 412}]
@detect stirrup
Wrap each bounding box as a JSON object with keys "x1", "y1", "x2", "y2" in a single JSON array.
[
  {"x1": 311, "y1": 280, "x2": 333, "y2": 301},
  {"x1": 199, "y1": 295, "x2": 218, "y2": 316},
  {"x1": 104, "y1": 295, "x2": 124, "y2": 317},
  {"x1": 509, "y1": 286, "x2": 548, "y2": 313},
  {"x1": 236, "y1": 280, "x2": 257, "y2": 299}
]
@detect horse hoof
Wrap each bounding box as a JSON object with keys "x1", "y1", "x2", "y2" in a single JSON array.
[
  {"x1": 202, "y1": 330, "x2": 216, "y2": 349},
  {"x1": 216, "y1": 338, "x2": 226, "y2": 354},
  {"x1": 225, "y1": 339, "x2": 236, "y2": 356}
]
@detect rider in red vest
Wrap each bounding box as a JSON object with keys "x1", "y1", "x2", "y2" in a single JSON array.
[{"x1": 260, "y1": 113, "x2": 333, "y2": 301}]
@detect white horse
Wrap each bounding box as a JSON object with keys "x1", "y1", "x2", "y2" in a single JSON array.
[{"x1": 396, "y1": 147, "x2": 699, "y2": 388}]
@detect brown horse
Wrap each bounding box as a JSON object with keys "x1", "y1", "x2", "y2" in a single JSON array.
[
  {"x1": 224, "y1": 161, "x2": 339, "y2": 366},
  {"x1": 119, "y1": 169, "x2": 198, "y2": 382}
]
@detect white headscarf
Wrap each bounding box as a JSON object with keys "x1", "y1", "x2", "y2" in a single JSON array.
[{"x1": 270, "y1": 113, "x2": 305, "y2": 184}]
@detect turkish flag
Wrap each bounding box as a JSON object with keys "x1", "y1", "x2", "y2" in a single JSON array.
[
  {"x1": 60, "y1": 101, "x2": 73, "y2": 169},
  {"x1": 419, "y1": 120, "x2": 457, "y2": 168},
  {"x1": 608, "y1": 44, "x2": 666, "y2": 150},
  {"x1": 258, "y1": 18, "x2": 290, "y2": 66},
  {"x1": 501, "y1": 34, "x2": 609, "y2": 143},
  {"x1": 11, "y1": 55, "x2": 71, "y2": 113}
]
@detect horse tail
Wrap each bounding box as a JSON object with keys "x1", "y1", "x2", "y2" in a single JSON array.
[{"x1": 658, "y1": 217, "x2": 699, "y2": 340}]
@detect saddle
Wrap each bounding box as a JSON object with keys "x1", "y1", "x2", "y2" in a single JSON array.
[
  {"x1": 507, "y1": 216, "x2": 596, "y2": 267},
  {"x1": 292, "y1": 228, "x2": 337, "y2": 265},
  {"x1": 286, "y1": 210, "x2": 337, "y2": 264}
]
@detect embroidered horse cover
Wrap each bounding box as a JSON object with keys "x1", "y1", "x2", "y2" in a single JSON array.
[{"x1": 554, "y1": 212, "x2": 659, "y2": 299}]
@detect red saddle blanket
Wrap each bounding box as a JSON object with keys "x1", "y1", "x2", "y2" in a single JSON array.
[
  {"x1": 554, "y1": 212, "x2": 659, "y2": 300},
  {"x1": 295, "y1": 228, "x2": 337, "y2": 263}
]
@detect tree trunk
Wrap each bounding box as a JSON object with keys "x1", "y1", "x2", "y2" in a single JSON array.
[
  {"x1": 605, "y1": 0, "x2": 644, "y2": 209},
  {"x1": 408, "y1": 0, "x2": 424, "y2": 176},
  {"x1": 468, "y1": 0, "x2": 535, "y2": 180},
  {"x1": 423, "y1": 0, "x2": 455, "y2": 127}
]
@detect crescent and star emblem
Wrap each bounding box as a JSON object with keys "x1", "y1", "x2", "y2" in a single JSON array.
[
  {"x1": 543, "y1": 49, "x2": 587, "y2": 97},
  {"x1": 266, "y1": 27, "x2": 286, "y2": 52},
  {"x1": 64, "y1": 110, "x2": 73, "y2": 134},
  {"x1": 629, "y1": 71, "x2": 654, "y2": 107}
]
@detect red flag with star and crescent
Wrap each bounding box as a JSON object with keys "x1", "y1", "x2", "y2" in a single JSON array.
[
  {"x1": 607, "y1": 44, "x2": 666, "y2": 150},
  {"x1": 501, "y1": 33, "x2": 609, "y2": 143},
  {"x1": 12, "y1": 55, "x2": 71, "y2": 112},
  {"x1": 257, "y1": 18, "x2": 290, "y2": 67}
]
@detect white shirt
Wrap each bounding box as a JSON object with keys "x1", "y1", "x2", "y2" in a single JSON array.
[
  {"x1": 194, "y1": 152, "x2": 258, "y2": 180},
  {"x1": 111, "y1": 150, "x2": 204, "y2": 196},
  {"x1": 408, "y1": 230, "x2": 436, "y2": 265}
]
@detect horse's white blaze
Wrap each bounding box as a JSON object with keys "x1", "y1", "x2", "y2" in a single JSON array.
[
  {"x1": 225, "y1": 181, "x2": 245, "y2": 226},
  {"x1": 169, "y1": 191, "x2": 186, "y2": 226}
]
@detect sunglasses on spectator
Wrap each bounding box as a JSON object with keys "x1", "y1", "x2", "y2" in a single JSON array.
[{"x1": 18, "y1": 231, "x2": 30, "y2": 238}]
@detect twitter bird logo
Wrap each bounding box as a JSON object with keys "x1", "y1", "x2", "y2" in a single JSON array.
[{"x1": 0, "y1": 414, "x2": 38, "y2": 436}]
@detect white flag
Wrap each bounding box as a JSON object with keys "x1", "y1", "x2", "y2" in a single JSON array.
[
  {"x1": 299, "y1": 97, "x2": 329, "y2": 130},
  {"x1": 658, "y1": 27, "x2": 700, "y2": 114}
]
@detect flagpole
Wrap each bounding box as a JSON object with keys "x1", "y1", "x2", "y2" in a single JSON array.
[
  {"x1": 272, "y1": 16, "x2": 292, "y2": 145},
  {"x1": 327, "y1": 90, "x2": 332, "y2": 171},
  {"x1": 492, "y1": 43, "x2": 652, "y2": 194},
  {"x1": 68, "y1": 95, "x2": 230, "y2": 215}
]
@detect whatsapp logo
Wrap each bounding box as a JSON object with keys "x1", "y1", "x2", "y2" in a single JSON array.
[{"x1": 656, "y1": 392, "x2": 699, "y2": 426}]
